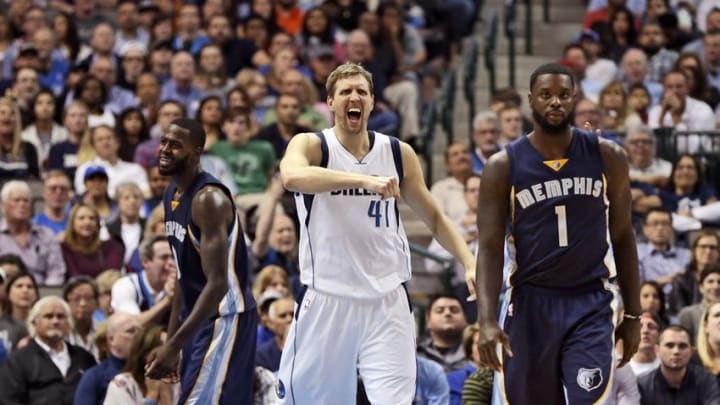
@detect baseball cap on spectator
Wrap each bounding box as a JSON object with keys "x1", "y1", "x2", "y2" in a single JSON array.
[
  {"x1": 307, "y1": 44, "x2": 336, "y2": 61},
  {"x1": 84, "y1": 165, "x2": 109, "y2": 181},
  {"x1": 576, "y1": 29, "x2": 599, "y2": 43},
  {"x1": 139, "y1": 0, "x2": 160, "y2": 12},
  {"x1": 258, "y1": 289, "x2": 283, "y2": 314},
  {"x1": 120, "y1": 41, "x2": 147, "y2": 57}
]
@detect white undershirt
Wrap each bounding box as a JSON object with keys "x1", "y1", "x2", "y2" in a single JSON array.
[{"x1": 34, "y1": 337, "x2": 70, "y2": 377}]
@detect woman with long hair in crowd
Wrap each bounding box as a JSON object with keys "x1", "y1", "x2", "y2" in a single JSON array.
[
  {"x1": 52, "y1": 12, "x2": 81, "y2": 62},
  {"x1": 597, "y1": 80, "x2": 642, "y2": 132},
  {"x1": 61, "y1": 203, "x2": 125, "y2": 279},
  {"x1": 116, "y1": 108, "x2": 149, "y2": 162},
  {"x1": 628, "y1": 83, "x2": 651, "y2": 124},
  {"x1": 0, "y1": 271, "x2": 38, "y2": 353},
  {"x1": 104, "y1": 325, "x2": 173, "y2": 405},
  {"x1": 671, "y1": 231, "x2": 720, "y2": 313},
  {"x1": 600, "y1": 6, "x2": 638, "y2": 62},
  {"x1": 675, "y1": 52, "x2": 720, "y2": 109},
  {"x1": 639, "y1": 280, "x2": 670, "y2": 327},
  {"x1": 196, "y1": 95, "x2": 224, "y2": 151},
  {"x1": 296, "y1": 7, "x2": 344, "y2": 65},
  {"x1": 21, "y1": 89, "x2": 68, "y2": 170},
  {"x1": 0, "y1": 97, "x2": 39, "y2": 180},
  {"x1": 697, "y1": 301, "x2": 720, "y2": 373}
]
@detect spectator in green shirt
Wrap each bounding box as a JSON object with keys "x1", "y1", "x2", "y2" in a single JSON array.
[{"x1": 209, "y1": 108, "x2": 276, "y2": 211}]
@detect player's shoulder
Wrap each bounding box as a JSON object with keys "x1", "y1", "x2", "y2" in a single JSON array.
[{"x1": 597, "y1": 136, "x2": 628, "y2": 165}]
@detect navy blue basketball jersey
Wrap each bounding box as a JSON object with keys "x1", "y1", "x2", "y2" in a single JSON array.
[
  {"x1": 163, "y1": 171, "x2": 255, "y2": 318},
  {"x1": 505, "y1": 128, "x2": 614, "y2": 289}
]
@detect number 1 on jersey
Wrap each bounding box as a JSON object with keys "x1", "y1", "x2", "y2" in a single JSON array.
[
  {"x1": 554, "y1": 205, "x2": 568, "y2": 247},
  {"x1": 368, "y1": 200, "x2": 390, "y2": 228}
]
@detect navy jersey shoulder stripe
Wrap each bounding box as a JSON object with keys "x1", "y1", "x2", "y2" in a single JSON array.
[{"x1": 389, "y1": 136, "x2": 403, "y2": 185}]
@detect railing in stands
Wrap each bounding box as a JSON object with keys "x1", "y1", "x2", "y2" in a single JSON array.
[
  {"x1": 608, "y1": 128, "x2": 720, "y2": 193},
  {"x1": 504, "y1": 0, "x2": 517, "y2": 88},
  {"x1": 652, "y1": 128, "x2": 720, "y2": 193},
  {"x1": 484, "y1": 12, "x2": 499, "y2": 100},
  {"x1": 524, "y1": 0, "x2": 533, "y2": 55},
  {"x1": 439, "y1": 70, "x2": 457, "y2": 145},
  {"x1": 463, "y1": 38, "x2": 479, "y2": 134},
  {"x1": 409, "y1": 242, "x2": 455, "y2": 295},
  {"x1": 418, "y1": 99, "x2": 438, "y2": 186}
]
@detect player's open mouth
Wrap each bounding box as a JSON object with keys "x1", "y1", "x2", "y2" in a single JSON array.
[
  {"x1": 159, "y1": 156, "x2": 172, "y2": 166},
  {"x1": 347, "y1": 108, "x2": 362, "y2": 124}
]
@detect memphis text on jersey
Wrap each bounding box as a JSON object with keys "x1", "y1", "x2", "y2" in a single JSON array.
[
  {"x1": 166, "y1": 221, "x2": 186, "y2": 242},
  {"x1": 515, "y1": 176, "x2": 603, "y2": 209}
]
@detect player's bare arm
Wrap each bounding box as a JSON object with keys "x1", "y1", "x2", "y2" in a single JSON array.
[
  {"x1": 599, "y1": 138, "x2": 641, "y2": 366},
  {"x1": 146, "y1": 186, "x2": 234, "y2": 380},
  {"x1": 475, "y1": 151, "x2": 513, "y2": 371},
  {"x1": 398, "y1": 142, "x2": 476, "y2": 296},
  {"x1": 280, "y1": 132, "x2": 399, "y2": 198}
]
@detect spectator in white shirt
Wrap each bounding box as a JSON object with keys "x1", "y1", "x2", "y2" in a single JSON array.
[
  {"x1": 648, "y1": 70, "x2": 715, "y2": 153},
  {"x1": 111, "y1": 235, "x2": 175, "y2": 326},
  {"x1": 629, "y1": 312, "x2": 662, "y2": 376},
  {"x1": 74, "y1": 125, "x2": 150, "y2": 198},
  {"x1": 0, "y1": 296, "x2": 96, "y2": 404}
]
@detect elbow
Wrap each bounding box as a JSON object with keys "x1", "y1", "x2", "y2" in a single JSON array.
[{"x1": 280, "y1": 171, "x2": 299, "y2": 192}]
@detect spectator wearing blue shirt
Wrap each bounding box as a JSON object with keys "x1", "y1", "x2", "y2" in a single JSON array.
[
  {"x1": 172, "y1": 4, "x2": 212, "y2": 56},
  {"x1": 160, "y1": 51, "x2": 207, "y2": 119},
  {"x1": 447, "y1": 324, "x2": 480, "y2": 405},
  {"x1": 415, "y1": 356, "x2": 450, "y2": 405},
  {"x1": 31, "y1": 171, "x2": 72, "y2": 237},
  {"x1": 469, "y1": 111, "x2": 501, "y2": 173},
  {"x1": 636, "y1": 208, "x2": 691, "y2": 285},
  {"x1": 73, "y1": 313, "x2": 140, "y2": 405},
  {"x1": 255, "y1": 296, "x2": 293, "y2": 372}
]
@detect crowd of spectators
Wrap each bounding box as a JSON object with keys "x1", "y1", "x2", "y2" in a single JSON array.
[
  {"x1": 10, "y1": 0, "x2": 720, "y2": 403},
  {"x1": 0, "y1": 0, "x2": 485, "y2": 404}
]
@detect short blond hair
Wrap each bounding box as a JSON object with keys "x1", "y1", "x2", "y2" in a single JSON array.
[{"x1": 325, "y1": 62, "x2": 373, "y2": 99}]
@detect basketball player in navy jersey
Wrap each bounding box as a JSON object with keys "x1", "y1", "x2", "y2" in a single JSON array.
[
  {"x1": 145, "y1": 118, "x2": 257, "y2": 404},
  {"x1": 277, "y1": 62, "x2": 476, "y2": 404},
  {"x1": 475, "y1": 63, "x2": 641, "y2": 404}
]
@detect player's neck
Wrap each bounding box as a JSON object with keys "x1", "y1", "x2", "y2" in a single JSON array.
[
  {"x1": 527, "y1": 128, "x2": 573, "y2": 159},
  {"x1": 173, "y1": 166, "x2": 202, "y2": 195},
  {"x1": 333, "y1": 126, "x2": 370, "y2": 159}
]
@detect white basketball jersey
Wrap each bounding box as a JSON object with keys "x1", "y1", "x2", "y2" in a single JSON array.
[{"x1": 295, "y1": 129, "x2": 412, "y2": 299}]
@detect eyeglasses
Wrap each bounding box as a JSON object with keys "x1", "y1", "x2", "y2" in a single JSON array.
[
  {"x1": 68, "y1": 295, "x2": 97, "y2": 304},
  {"x1": 697, "y1": 244, "x2": 719, "y2": 250}
]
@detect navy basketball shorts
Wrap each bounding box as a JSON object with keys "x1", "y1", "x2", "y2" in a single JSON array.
[
  {"x1": 178, "y1": 310, "x2": 258, "y2": 405},
  {"x1": 493, "y1": 284, "x2": 617, "y2": 405}
]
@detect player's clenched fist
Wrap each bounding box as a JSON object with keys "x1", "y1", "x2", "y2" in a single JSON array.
[{"x1": 364, "y1": 176, "x2": 400, "y2": 199}]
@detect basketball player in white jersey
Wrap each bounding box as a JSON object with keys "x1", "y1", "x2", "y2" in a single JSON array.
[{"x1": 277, "y1": 63, "x2": 476, "y2": 404}]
